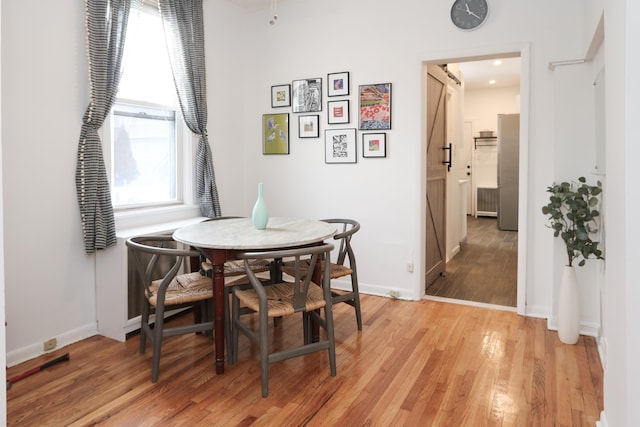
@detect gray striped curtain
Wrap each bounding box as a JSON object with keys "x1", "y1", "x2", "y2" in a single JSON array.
[
  {"x1": 75, "y1": 0, "x2": 141, "y2": 253},
  {"x1": 159, "y1": 0, "x2": 221, "y2": 218}
]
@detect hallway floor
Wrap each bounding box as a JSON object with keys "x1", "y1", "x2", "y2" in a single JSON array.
[{"x1": 426, "y1": 216, "x2": 518, "y2": 307}]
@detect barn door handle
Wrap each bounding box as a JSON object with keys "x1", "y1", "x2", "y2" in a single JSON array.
[{"x1": 442, "y1": 143, "x2": 452, "y2": 172}]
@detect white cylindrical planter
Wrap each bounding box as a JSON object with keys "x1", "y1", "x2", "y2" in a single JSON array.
[{"x1": 557, "y1": 265, "x2": 580, "y2": 344}]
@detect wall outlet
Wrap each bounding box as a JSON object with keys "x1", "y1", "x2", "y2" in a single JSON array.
[
  {"x1": 406, "y1": 262, "x2": 414, "y2": 273},
  {"x1": 389, "y1": 290, "x2": 400, "y2": 299},
  {"x1": 43, "y1": 338, "x2": 57, "y2": 351}
]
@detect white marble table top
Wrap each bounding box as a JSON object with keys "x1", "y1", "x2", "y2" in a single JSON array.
[{"x1": 173, "y1": 217, "x2": 336, "y2": 250}]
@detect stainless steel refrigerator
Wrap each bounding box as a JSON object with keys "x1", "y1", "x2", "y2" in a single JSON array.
[{"x1": 497, "y1": 114, "x2": 520, "y2": 231}]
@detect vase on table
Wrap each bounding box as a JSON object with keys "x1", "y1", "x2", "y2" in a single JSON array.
[
  {"x1": 252, "y1": 182, "x2": 269, "y2": 230},
  {"x1": 557, "y1": 265, "x2": 580, "y2": 344}
]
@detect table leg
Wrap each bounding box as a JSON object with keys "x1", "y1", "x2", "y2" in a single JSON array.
[{"x1": 209, "y1": 249, "x2": 227, "y2": 374}]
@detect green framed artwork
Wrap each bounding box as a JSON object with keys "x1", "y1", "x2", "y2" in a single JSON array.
[{"x1": 263, "y1": 113, "x2": 289, "y2": 154}]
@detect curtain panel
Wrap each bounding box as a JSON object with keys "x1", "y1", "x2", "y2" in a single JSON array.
[
  {"x1": 158, "y1": 0, "x2": 221, "y2": 218},
  {"x1": 75, "y1": 0, "x2": 142, "y2": 254}
]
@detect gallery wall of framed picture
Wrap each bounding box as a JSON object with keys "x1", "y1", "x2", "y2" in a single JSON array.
[{"x1": 265, "y1": 72, "x2": 390, "y2": 161}]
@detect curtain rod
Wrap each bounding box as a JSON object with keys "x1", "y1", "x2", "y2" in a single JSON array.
[{"x1": 548, "y1": 58, "x2": 588, "y2": 71}]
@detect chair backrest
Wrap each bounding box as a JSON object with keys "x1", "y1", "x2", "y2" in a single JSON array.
[
  {"x1": 126, "y1": 235, "x2": 201, "y2": 298},
  {"x1": 322, "y1": 219, "x2": 360, "y2": 268},
  {"x1": 237, "y1": 243, "x2": 334, "y2": 312}
]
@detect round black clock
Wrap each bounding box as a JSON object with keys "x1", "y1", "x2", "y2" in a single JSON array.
[{"x1": 450, "y1": 0, "x2": 488, "y2": 30}]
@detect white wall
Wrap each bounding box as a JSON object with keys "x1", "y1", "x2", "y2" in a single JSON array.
[
  {"x1": 0, "y1": 0, "x2": 7, "y2": 419},
  {"x1": 1, "y1": 1, "x2": 95, "y2": 364},
  {"x1": 3, "y1": 1, "x2": 637, "y2": 424},
  {"x1": 465, "y1": 86, "x2": 520, "y2": 193},
  {"x1": 601, "y1": 0, "x2": 640, "y2": 425}
]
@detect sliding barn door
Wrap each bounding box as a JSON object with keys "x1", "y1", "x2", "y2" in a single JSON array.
[{"x1": 425, "y1": 65, "x2": 448, "y2": 289}]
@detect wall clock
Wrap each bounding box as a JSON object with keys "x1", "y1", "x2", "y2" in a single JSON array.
[{"x1": 450, "y1": 0, "x2": 488, "y2": 31}]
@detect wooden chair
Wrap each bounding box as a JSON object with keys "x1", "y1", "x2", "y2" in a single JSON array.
[
  {"x1": 281, "y1": 218, "x2": 362, "y2": 330},
  {"x1": 231, "y1": 243, "x2": 336, "y2": 397},
  {"x1": 126, "y1": 235, "x2": 214, "y2": 383}
]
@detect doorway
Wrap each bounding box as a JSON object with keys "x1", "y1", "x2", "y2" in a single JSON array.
[{"x1": 423, "y1": 51, "x2": 527, "y2": 313}]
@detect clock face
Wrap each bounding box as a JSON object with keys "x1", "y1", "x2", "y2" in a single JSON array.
[{"x1": 451, "y1": 0, "x2": 488, "y2": 30}]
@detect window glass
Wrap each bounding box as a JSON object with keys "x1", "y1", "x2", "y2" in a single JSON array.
[{"x1": 110, "y1": 2, "x2": 182, "y2": 210}]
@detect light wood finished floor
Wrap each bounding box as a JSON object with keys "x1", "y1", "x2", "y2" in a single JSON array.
[
  {"x1": 427, "y1": 216, "x2": 518, "y2": 307},
  {"x1": 7, "y1": 295, "x2": 602, "y2": 426}
]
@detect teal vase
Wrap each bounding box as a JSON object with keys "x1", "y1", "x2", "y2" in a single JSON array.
[{"x1": 252, "y1": 182, "x2": 269, "y2": 229}]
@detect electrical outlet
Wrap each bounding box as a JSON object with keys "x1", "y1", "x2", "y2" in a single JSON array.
[
  {"x1": 44, "y1": 338, "x2": 57, "y2": 351},
  {"x1": 389, "y1": 290, "x2": 399, "y2": 299},
  {"x1": 406, "y1": 262, "x2": 414, "y2": 273}
]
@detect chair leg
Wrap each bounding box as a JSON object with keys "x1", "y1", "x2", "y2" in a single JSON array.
[
  {"x1": 259, "y1": 309, "x2": 270, "y2": 397},
  {"x1": 225, "y1": 288, "x2": 235, "y2": 364},
  {"x1": 151, "y1": 303, "x2": 166, "y2": 383},
  {"x1": 351, "y1": 272, "x2": 363, "y2": 331},
  {"x1": 324, "y1": 305, "x2": 337, "y2": 377},
  {"x1": 230, "y1": 291, "x2": 240, "y2": 365},
  {"x1": 140, "y1": 299, "x2": 151, "y2": 354}
]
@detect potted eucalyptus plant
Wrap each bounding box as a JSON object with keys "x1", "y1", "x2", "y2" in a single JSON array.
[{"x1": 541, "y1": 176, "x2": 603, "y2": 344}]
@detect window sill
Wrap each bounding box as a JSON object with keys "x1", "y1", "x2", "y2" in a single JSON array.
[{"x1": 114, "y1": 204, "x2": 206, "y2": 235}]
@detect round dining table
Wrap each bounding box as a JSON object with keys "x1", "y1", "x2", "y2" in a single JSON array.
[{"x1": 173, "y1": 217, "x2": 336, "y2": 374}]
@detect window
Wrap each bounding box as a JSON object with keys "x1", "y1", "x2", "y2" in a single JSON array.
[{"x1": 106, "y1": 2, "x2": 191, "y2": 211}]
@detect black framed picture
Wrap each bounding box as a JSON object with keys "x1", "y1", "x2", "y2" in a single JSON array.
[
  {"x1": 328, "y1": 100, "x2": 350, "y2": 124},
  {"x1": 292, "y1": 78, "x2": 322, "y2": 113},
  {"x1": 328, "y1": 71, "x2": 350, "y2": 97},
  {"x1": 262, "y1": 113, "x2": 289, "y2": 154},
  {"x1": 362, "y1": 133, "x2": 387, "y2": 158},
  {"x1": 358, "y1": 83, "x2": 392, "y2": 130},
  {"x1": 299, "y1": 115, "x2": 320, "y2": 138},
  {"x1": 271, "y1": 84, "x2": 291, "y2": 108}
]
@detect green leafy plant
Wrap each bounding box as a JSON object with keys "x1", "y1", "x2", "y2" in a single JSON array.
[{"x1": 541, "y1": 177, "x2": 604, "y2": 267}]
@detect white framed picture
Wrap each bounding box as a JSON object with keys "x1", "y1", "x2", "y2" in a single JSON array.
[{"x1": 325, "y1": 128, "x2": 356, "y2": 164}]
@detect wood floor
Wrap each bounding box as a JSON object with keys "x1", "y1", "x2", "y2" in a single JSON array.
[
  {"x1": 7, "y1": 294, "x2": 602, "y2": 426},
  {"x1": 426, "y1": 216, "x2": 518, "y2": 307}
]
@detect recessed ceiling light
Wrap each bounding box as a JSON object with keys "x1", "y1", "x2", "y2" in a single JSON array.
[
  {"x1": 493, "y1": 60, "x2": 502, "y2": 66},
  {"x1": 489, "y1": 80, "x2": 496, "y2": 85}
]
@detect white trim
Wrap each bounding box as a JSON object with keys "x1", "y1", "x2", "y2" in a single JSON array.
[
  {"x1": 546, "y1": 317, "x2": 601, "y2": 338},
  {"x1": 596, "y1": 411, "x2": 608, "y2": 427},
  {"x1": 6, "y1": 322, "x2": 97, "y2": 368},
  {"x1": 419, "y1": 43, "x2": 531, "y2": 318},
  {"x1": 423, "y1": 294, "x2": 517, "y2": 312}
]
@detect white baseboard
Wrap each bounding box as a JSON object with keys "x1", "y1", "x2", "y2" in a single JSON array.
[
  {"x1": 6, "y1": 322, "x2": 97, "y2": 367},
  {"x1": 596, "y1": 410, "x2": 608, "y2": 427},
  {"x1": 546, "y1": 317, "x2": 600, "y2": 338}
]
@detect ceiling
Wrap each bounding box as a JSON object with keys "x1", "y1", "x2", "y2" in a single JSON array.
[
  {"x1": 457, "y1": 57, "x2": 521, "y2": 90},
  {"x1": 226, "y1": 0, "x2": 280, "y2": 11},
  {"x1": 225, "y1": 0, "x2": 521, "y2": 90}
]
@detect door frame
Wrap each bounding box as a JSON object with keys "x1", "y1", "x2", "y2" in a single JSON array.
[{"x1": 421, "y1": 43, "x2": 530, "y2": 315}]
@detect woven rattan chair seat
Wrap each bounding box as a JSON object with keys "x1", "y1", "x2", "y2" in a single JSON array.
[
  {"x1": 234, "y1": 281, "x2": 326, "y2": 317},
  {"x1": 281, "y1": 259, "x2": 352, "y2": 280},
  {"x1": 148, "y1": 272, "x2": 212, "y2": 306},
  {"x1": 201, "y1": 259, "x2": 271, "y2": 277}
]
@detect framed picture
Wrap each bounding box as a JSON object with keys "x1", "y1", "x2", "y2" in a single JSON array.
[
  {"x1": 325, "y1": 128, "x2": 357, "y2": 164},
  {"x1": 328, "y1": 100, "x2": 350, "y2": 124},
  {"x1": 327, "y1": 71, "x2": 350, "y2": 97},
  {"x1": 262, "y1": 113, "x2": 289, "y2": 154},
  {"x1": 358, "y1": 83, "x2": 392, "y2": 130},
  {"x1": 271, "y1": 84, "x2": 291, "y2": 108},
  {"x1": 362, "y1": 133, "x2": 387, "y2": 158},
  {"x1": 298, "y1": 115, "x2": 320, "y2": 138},
  {"x1": 292, "y1": 78, "x2": 322, "y2": 113}
]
